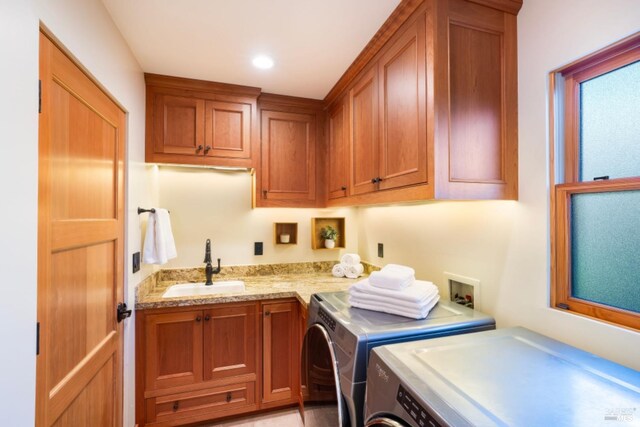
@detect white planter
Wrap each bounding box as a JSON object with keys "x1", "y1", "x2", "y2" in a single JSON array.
[
  {"x1": 324, "y1": 239, "x2": 336, "y2": 249},
  {"x1": 280, "y1": 234, "x2": 290, "y2": 243}
]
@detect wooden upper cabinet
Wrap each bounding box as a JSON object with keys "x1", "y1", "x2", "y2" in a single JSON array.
[
  {"x1": 434, "y1": 0, "x2": 518, "y2": 199},
  {"x1": 203, "y1": 304, "x2": 258, "y2": 382},
  {"x1": 153, "y1": 94, "x2": 205, "y2": 156},
  {"x1": 260, "y1": 109, "x2": 317, "y2": 205},
  {"x1": 327, "y1": 96, "x2": 349, "y2": 199},
  {"x1": 349, "y1": 67, "x2": 379, "y2": 196},
  {"x1": 262, "y1": 301, "x2": 299, "y2": 405},
  {"x1": 205, "y1": 100, "x2": 252, "y2": 160},
  {"x1": 145, "y1": 310, "x2": 203, "y2": 391},
  {"x1": 378, "y1": 17, "x2": 428, "y2": 191},
  {"x1": 145, "y1": 74, "x2": 259, "y2": 168}
]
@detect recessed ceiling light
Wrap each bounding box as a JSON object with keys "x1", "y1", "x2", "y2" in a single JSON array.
[{"x1": 252, "y1": 55, "x2": 274, "y2": 70}]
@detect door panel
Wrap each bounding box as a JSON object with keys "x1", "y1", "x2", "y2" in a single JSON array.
[
  {"x1": 145, "y1": 311, "x2": 203, "y2": 390},
  {"x1": 350, "y1": 67, "x2": 379, "y2": 195},
  {"x1": 205, "y1": 101, "x2": 252, "y2": 159},
  {"x1": 263, "y1": 302, "x2": 298, "y2": 404},
  {"x1": 261, "y1": 110, "x2": 316, "y2": 201},
  {"x1": 37, "y1": 32, "x2": 125, "y2": 427},
  {"x1": 379, "y1": 19, "x2": 428, "y2": 190},
  {"x1": 203, "y1": 303, "x2": 258, "y2": 381},
  {"x1": 328, "y1": 97, "x2": 349, "y2": 199},
  {"x1": 154, "y1": 94, "x2": 205, "y2": 155}
]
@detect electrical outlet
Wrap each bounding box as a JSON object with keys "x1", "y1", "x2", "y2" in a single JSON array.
[
  {"x1": 132, "y1": 252, "x2": 141, "y2": 273},
  {"x1": 254, "y1": 242, "x2": 263, "y2": 256},
  {"x1": 378, "y1": 243, "x2": 384, "y2": 258}
]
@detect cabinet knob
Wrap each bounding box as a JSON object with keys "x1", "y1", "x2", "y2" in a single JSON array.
[
  {"x1": 195, "y1": 316, "x2": 202, "y2": 322},
  {"x1": 263, "y1": 189, "x2": 267, "y2": 198},
  {"x1": 226, "y1": 392, "x2": 232, "y2": 403},
  {"x1": 204, "y1": 145, "x2": 212, "y2": 154},
  {"x1": 204, "y1": 314, "x2": 210, "y2": 321},
  {"x1": 173, "y1": 401, "x2": 179, "y2": 411},
  {"x1": 196, "y1": 145, "x2": 204, "y2": 153},
  {"x1": 371, "y1": 178, "x2": 377, "y2": 184},
  {"x1": 265, "y1": 311, "x2": 271, "y2": 316},
  {"x1": 341, "y1": 186, "x2": 347, "y2": 191}
]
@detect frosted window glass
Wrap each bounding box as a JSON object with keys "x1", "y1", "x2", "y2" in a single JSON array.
[
  {"x1": 571, "y1": 191, "x2": 640, "y2": 313},
  {"x1": 579, "y1": 60, "x2": 640, "y2": 181}
]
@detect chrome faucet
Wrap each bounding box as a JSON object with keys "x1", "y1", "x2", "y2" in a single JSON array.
[{"x1": 204, "y1": 239, "x2": 221, "y2": 286}]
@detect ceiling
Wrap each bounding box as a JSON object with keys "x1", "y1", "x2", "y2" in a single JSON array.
[{"x1": 102, "y1": 0, "x2": 401, "y2": 99}]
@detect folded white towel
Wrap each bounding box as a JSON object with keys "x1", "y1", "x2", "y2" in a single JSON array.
[
  {"x1": 332, "y1": 264, "x2": 345, "y2": 278},
  {"x1": 343, "y1": 263, "x2": 364, "y2": 279},
  {"x1": 341, "y1": 253, "x2": 361, "y2": 265},
  {"x1": 369, "y1": 264, "x2": 416, "y2": 290},
  {"x1": 349, "y1": 294, "x2": 440, "y2": 319},
  {"x1": 349, "y1": 288, "x2": 438, "y2": 311},
  {"x1": 350, "y1": 279, "x2": 439, "y2": 304},
  {"x1": 143, "y1": 209, "x2": 177, "y2": 265}
]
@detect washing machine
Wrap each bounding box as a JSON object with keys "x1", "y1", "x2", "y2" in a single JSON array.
[
  {"x1": 365, "y1": 327, "x2": 640, "y2": 427},
  {"x1": 300, "y1": 291, "x2": 495, "y2": 427}
]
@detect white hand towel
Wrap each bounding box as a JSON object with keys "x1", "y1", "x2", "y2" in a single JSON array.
[
  {"x1": 369, "y1": 264, "x2": 416, "y2": 290},
  {"x1": 343, "y1": 263, "x2": 364, "y2": 279},
  {"x1": 332, "y1": 264, "x2": 346, "y2": 278},
  {"x1": 351, "y1": 279, "x2": 439, "y2": 304},
  {"x1": 341, "y1": 253, "x2": 361, "y2": 265},
  {"x1": 143, "y1": 209, "x2": 177, "y2": 265},
  {"x1": 349, "y1": 288, "x2": 438, "y2": 311},
  {"x1": 349, "y1": 294, "x2": 440, "y2": 319}
]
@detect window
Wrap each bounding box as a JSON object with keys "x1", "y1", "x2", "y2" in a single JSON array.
[{"x1": 550, "y1": 33, "x2": 640, "y2": 330}]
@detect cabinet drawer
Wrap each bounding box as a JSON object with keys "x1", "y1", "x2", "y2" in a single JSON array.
[{"x1": 145, "y1": 381, "x2": 257, "y2": 425}]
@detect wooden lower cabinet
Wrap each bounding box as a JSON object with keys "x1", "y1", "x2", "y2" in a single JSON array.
[
  {"x1": 262, "y1": 301, "x2": 299, "y2": 406},
  {"x1": 136, "y1": 299, "x2": 304, "y2": 426}
]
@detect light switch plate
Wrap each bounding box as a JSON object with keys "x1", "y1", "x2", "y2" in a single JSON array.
[
  {"x1": 254, "y1": 242, "x2": 263, "y2": 256},
  {"x1": 132, "y1": 252, "x2": 141, "y2": 273},
  {"x1": 378, "y1": 243, "x2": 384, "y2": 258}
]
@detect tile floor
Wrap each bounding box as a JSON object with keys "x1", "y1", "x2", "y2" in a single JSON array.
[{"x1": 205, "y1": 408, "x2": 303, "y2": 427}]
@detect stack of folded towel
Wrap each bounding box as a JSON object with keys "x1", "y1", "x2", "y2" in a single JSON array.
[
  {"x1": 348, "y1": 264, "x2": 440, "y2": 319},
  {"x1": 332, "y1": 253, "x2": 365, "y2": 279}
]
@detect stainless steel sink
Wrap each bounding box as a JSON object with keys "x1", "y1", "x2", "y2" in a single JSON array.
[{"x1": 162, "y1": 281, "x2": 245, "y2": 298}]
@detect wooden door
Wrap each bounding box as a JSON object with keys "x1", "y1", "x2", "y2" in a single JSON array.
[
  {"x1": 327, "y1": 96, "x2": 349, "y2": 199},
  {"x1": 145, "y1": 310, "x2": 204, "y2": 390},
  {"x1": 261, "y1": 110, "x2": 316, "y2": 201},
  {"x1": 378, "y1": 18, "x2": 428, "y2": 190},
  {"x1": 153, "y1": 93, "x2": 205, "y2": 156},
  {"x1": 203, "y1": 303, "x2": 258, "y2": 381},
  {"x1": 204, "y1": 100, "x2": 252, "y2": 160},
  {"x1": 349, "y1": 67, "x2": 379, "y2": 195},
  {"x1": 262, "y1": 301, "x2": 299, "y2": 404},
  {"x1": 37, "y1": 32, "x2": 126, "y2": 426}
]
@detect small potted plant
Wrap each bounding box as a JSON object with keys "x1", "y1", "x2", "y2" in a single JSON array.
[{"x1": 321, "y1": 226, "x2": 338, "y2": 249}]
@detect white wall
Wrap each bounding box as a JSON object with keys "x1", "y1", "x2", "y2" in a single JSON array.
[
  {"x1": 157, "y1": 167, "x2": 358, "y2": 267},
  {"x1": 358, "y1": 0, "x2": 640, "y2": 370},
  {"x1": 0, "y1": 0, "x2": 152, "y2": 424},
  {"x1": 0, "y1": 1, "x2": 40, "y2": 425}
]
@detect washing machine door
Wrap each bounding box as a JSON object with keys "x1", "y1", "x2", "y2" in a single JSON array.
[
  {"x1": 365, "y1": 417, "x2": 409, "y2": 427},
  {"x1": 300, "y1": 323, "x2": 346, "y2": 426}
]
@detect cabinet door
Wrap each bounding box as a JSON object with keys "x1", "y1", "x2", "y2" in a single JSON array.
[
  {"x1": 261, "y1": 110, "x2": 316, "y2": 201},
  {"x1": 263, "y1": 301, "x2": 299, "y2": 404},
  {"x1": 205, "y1": 100, "x2": 252, "y2": 160},
  {"x1": 153, "y1": 94, "x2": 205, "y2": 156},
  {"x1": 327, "y1": 96, "x2": 349, "y2": 199},
  {"x1": 349, "y1": 67, "x2": 379, "y2": 195},
  {"x1": 203, "y1": 303, "x2": 258, "y2": 382},
  {"x1": 145, "y1": 310, "x2": 203, "y2": 390},
  {"x1": 378, "y1": 18, "x2": 428, "y2": 190}
]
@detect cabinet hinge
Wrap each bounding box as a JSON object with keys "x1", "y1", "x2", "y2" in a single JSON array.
[
  {"x1": 36, "y1": 322, "x2": 40, "y2": 355},
  {"x1": 38, "y1": 80, "x2": 42, "y2": 114},
  {"x1": 557, "y1": 303, "x2": 569, "y2": 310}
]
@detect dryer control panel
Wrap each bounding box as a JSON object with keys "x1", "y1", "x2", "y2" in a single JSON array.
[{"x1": 397, "y1": 385, "x2": 441, "y2": 427}]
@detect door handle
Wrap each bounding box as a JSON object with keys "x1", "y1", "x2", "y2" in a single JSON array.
[
  {"x1": 196, "y1": 145, "x2": 204, "y2": 153},
  {"x1": 341, "y1": 186, "x2": 347, "y2": 191},
  {"x1": 204, "y1": 314, "x2": 210, "y2": 321},
  {"x1": 195, "y1": 316, "x2": 202, "y2": 322},
  {"x1": 204, "y1": 145, "x2": 212, "y2": 154},
  {"x1": 117, "y1": 303, "x2": 131, "y2": 323}
]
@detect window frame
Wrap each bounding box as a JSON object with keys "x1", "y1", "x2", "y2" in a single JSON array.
[{"x1": 550, "y1": 32, "x2": 640, "y2": 331}]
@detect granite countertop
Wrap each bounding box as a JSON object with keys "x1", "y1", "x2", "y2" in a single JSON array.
[{"x1": 135, "y1": 261, "x2": 376, "y2": 310}]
